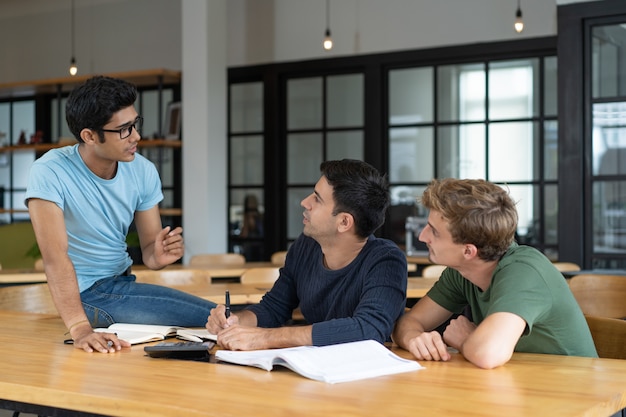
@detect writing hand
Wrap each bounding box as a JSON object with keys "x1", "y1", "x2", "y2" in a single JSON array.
[{"x1": 206, "y1": 304, "x2": 239, "y2": 334}]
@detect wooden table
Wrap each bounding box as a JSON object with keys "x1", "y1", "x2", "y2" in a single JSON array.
[
  {"x1": 0, "y1": 270, "x2": 46, "y2": 285},
  {"x1": 176, "y1": 278, "x2": 438, "y2": 305},
  {"x1": 1, "y1": 311, "x2": 625, "y2": 417}
]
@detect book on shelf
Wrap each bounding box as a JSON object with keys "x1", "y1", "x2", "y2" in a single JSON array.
[
  {"x1": 94, "y1": 324, "x2": 217, "y2": 345},
  {"x1": 214, "y1": 339, "x2": 423, "y2": 384}
]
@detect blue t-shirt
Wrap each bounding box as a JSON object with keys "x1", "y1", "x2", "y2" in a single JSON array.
[
  {"x1": 25, "y1": 144, "x2": 163, "y2": 292},
  {"x1": 248, "y1": 234, "x2": 408, "y2": 346}
]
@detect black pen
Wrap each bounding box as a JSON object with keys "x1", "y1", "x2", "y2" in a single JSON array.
[{"x1": 225, "y1": 290, "x2": 231, "y2": 318}]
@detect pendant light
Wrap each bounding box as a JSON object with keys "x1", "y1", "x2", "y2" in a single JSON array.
[
  {"x1": 323, "y1": 0, "x2": 333, "y2": 51},
  {"x1": 69, "y1": 0, "x2": 78, "y2": 76},
  {"x1": 514, "y1": 0, "x2": 524, "y2": 33}
]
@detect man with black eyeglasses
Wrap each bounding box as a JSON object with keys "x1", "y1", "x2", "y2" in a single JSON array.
[{"x1": 25, "y1": 76, "x2": 216, "y2": 354}]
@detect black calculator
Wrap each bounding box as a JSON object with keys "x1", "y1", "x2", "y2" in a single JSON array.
[{"x1": 144, "y1": 341, "x2": 215, "y2": 361}]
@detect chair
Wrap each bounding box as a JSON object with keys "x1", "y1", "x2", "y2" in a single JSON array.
[
  {"x1": 0, "y1": 283, "x2": 58, "y2": 315},
  {"x1": 189, "y1": 253, "x2": 246, "y2": 267},
  {"x1": 133, "y1": 269, "x2": 212, "y2": 286},
  {"x1": 270, "y1": 251, "x2": 288, "y2": 266},
  {"x1": 421, "y1": 264, "x2": 446, "y2": 278},
  {"x1": 585, "y1": 315, "x2": 626, "y2": 360},
  {"x1": 239, "y1": 267, "x2": 281, "y2": 285},
  {"x1": 568, "y1": 274, "x2": 626, "y2": 319},
  {"x1": 552, "y1": 262, "x2": 581, "y2": 273}
]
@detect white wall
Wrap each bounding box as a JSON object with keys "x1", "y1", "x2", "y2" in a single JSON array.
[{"x1": 0, "y1": 0, "x2": 594, "y2": 256}]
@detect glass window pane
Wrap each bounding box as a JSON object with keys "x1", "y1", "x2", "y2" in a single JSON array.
[
  {"x1": 12, "y1": 100, "x2": 35, "y2": 145},
  {"x1": 288, "y1": 133, "x2": 322, "y2": 184},
  {"x1": 544, "y1": 184, "x2": 558, "y2": 246},
  {"x1": 230, "y1": 135, "x2": 264, "y2": 185},
  {"x1": 12, "y1": 150, "x2": 35, "y2": 188},
  {"x1": 544, "y1": 56, "x2": 558, "y2": 116},
  {"x1": 593, "y1": 180, "x2": 626, "y2": 253},
  {"x1": 489, "y1": 121, "x2": 538, "y2": 182},
  {"x1": 389, "y1": 67, "x2": 433, "y2": 125},
  {"x1": 592, "y1": 102, "x2": 626, "y2": 176},
  {"x1": 327, "y1": 130, "x2": 363, "y2": 161},
  {"x1": 592, "y1": 24, "x2": 626, "y2": 99},
  {"x1": 288, "y1": 78, "x2": 322, "y2": 130},
  {"x1": 0, "y1": 103, "x2": 8, "y2": 146},
  {"x1": 231, "y1": 82, "x2": 263, "y2": 133},
  {"x1": 287, "y1": 187, "x2": 310, "y2": 239},
  {"x1": 438, "y1": 125, "x2": 486, "y2": 179},
  {"x1": 488, "y1": 59, "x2": 539, "y2": 120},
  {"x1": 229, "y1": 188, "x2": 264, "y2": 237},
  {"x1": 50, "y1": 97, "x2": 73, "y2": 143},
  {"x1": 544, "y1": 120, "x2": 558, "y2": 180},
  {"x1": 389, "y1": 185, "x2": 427, "y2": 250},
  {"x1": 389, "y1": 127, "x2": 433, "y2": 183},
  {"x1": 327, "y1": 74, "x2": 363, "y2": 128},
  {"x1": 438, "y1": 63, "x2": 485, "y2": 122},
  {"x1": 139, "y1": 89, "x2": 173, "y2": 139},
  {"x1": 505, "y1": 184, "x2": 535, "y2": 243}
]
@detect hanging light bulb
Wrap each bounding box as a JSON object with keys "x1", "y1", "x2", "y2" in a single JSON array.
[
  {"x1": 69, "y1": 0, "x2": 78, "y2": 76},
  {"x1": 323, "y1": 29, "x2": 333, "y2": 51},
  {"x1": 323, "y1": 0, "x2": 333, "y2": 51},
  {"x1": 69, "y1": 57, "x2": 78, "y2": 76},
  {"x1": 514, "y1": 0, "x2": 524, "y2": 33}
]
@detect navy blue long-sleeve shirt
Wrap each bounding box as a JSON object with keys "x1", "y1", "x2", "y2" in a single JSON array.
[{"x1": 247, "y1": 234, "x2": 407, "y2": 346}]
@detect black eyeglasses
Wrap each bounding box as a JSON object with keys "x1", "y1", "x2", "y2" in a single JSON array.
[{"x1": 100, "y1": 116, "x2": 143, "y2": 140}]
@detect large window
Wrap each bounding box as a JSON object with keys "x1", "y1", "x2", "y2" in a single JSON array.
[
  {"x1": 228, "y1": 38, "x2": 558, "y2": 260},
  {"x1": 388, "y1": 57, "x2": 558, "y2": 258}
]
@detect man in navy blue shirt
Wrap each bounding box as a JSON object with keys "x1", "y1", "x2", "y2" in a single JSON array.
[{"x1": 207, "y1": 159, "x2": 407, "y2": 350}]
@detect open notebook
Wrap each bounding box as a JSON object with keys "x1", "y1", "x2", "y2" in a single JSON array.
[
  {"x1": 215, "y1": 339, "x2": 423, "y2": 383},
  {"x1": 94, "y1": 324, "x2": 216, "y2": 345}
]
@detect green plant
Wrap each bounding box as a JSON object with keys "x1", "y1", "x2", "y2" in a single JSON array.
[{"x1": 25, "y1": 242, "x2": 41, "y2": 259}]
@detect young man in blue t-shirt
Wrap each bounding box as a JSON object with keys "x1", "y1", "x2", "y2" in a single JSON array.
[{"x1": 26, "y1": 76, "x2": 216, "y2": 354}]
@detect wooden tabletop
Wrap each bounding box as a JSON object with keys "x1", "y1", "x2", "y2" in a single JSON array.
[
  {"x1": 0, "y1": 311, "x2": 624, "y2": 417},
  {"x1": 175, "y1": 277, "x2": 437, "y2": 305}
]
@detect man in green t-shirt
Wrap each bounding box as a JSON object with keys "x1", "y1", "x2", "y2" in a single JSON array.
[{"x1": 393, "y1": 178, "x2": 597, "y2": 369}]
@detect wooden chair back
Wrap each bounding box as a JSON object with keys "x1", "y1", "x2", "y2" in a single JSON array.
[
  {"x1": 0, "y1": 283, "x2": 58, "y2": 315},
  {"x1": 133, "y1": 269, "x2": 212, "y2": 286},
  {"x1": 568, "y1": 274, "x2": 626, "y2": 319},
  {"x1": 552, "y1": 262, "x2": 581, "y2": 272},
  {"x1": 422, "y1": 264, "x2": 446, "y2": 278},
  {"x1": 585, "y1": 315, "x2": 626, "y2": 360},
  {"x1": 240, "y1": 267, "x2": 280, "y2": 285},
  {"x1": 189, "y1": 253, "x2": 246, "y2": 267},
  {"x1": 270, "y1": 251, "x2": 288, "y2": 266}
]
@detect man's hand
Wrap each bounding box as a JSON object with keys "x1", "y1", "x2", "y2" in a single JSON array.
[
  {"x1": 215, "y1": 325, "x2": 271, "y2": 351},
  {"x1": 154, "y1": 226, "x2": 184, "y2": 266},
  {"x1": 206, "y1": 304, "x2": 239, "y2": 334},
  {"x1": 442, "y1": 315, "x2": 476, "y2": 352},
  {"x1": 71, "y1": 325, "x2": 131, "y2": 353},
  {"x1": 405, "y1": 331, "x2": 451, "y2": 362}
]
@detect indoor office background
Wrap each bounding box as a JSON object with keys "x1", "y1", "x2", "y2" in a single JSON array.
[{"x1": 0, "y1": 0, "x2": 625, "y2": 272}]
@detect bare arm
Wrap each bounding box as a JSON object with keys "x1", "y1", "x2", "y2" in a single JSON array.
[
  {"x1": 133, "y1": 206, "x2": 184, "y2": 270},
  {"x1": 206, "y1": 304, "x2": 312, "y2": 350},
  {"x1": 449, "y1": 312, "x2": 526, "y2": 369},
  {"x1": 28, "y1": 198, "x2": 128, "y2": 353}
]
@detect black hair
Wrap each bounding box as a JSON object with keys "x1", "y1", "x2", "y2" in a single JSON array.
[
  {"x1": 65, "y1": 76, "x2": 137, "y2": 143},
  {"x1": 320, "y1": 159, "x2": 390, "y2": 238}
]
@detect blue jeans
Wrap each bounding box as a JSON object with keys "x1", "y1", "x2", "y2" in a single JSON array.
[{"x1": 80, "y1": 274, "x2": 217, "y2": 328}]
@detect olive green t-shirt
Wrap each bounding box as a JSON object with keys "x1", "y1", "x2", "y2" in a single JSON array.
[{"x1": 427, "y1": 243, "x2": 598, "y2": 357}]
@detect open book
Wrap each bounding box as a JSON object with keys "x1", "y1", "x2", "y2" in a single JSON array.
[
  {"x1": 175, "y1": 328, "x2": 218, "y2": 343},
  {"x1": 215, "y1": 340, "x2": 423, "y2": 384},
  {"x1": 94, "y1": 324, "x2": 217, "y2": 345}
]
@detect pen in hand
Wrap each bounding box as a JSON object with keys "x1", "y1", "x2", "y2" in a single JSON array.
[{"x1": 225, "y1": 290, "x2": 231, "y2": 319}]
